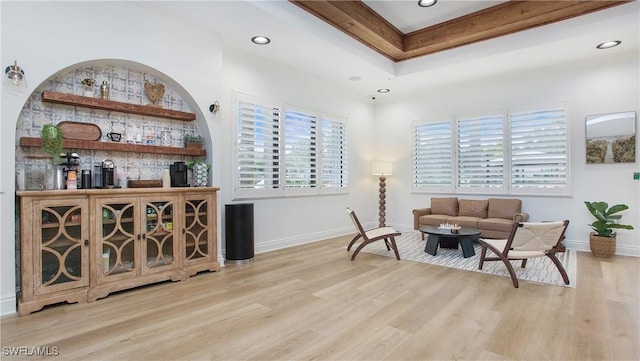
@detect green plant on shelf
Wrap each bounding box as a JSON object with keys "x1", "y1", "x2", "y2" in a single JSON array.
[
  {"x1": 41, "y1": 124, "x2": 63, "y2": 164},
  {"x1": 188, "y1": 160, "x2": 210, "y2": 187},
  {"x1": 187, "y1": 160, "x2": 210, "y2": 171},
  {"x1": 183, "y1": 134, "x2": 204, "y2": 144}
]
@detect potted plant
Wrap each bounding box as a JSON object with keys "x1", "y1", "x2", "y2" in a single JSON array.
[
  {"x1": 41, "y1": 124, "x2": 63, "y2": 164},
  {"x1": 183, "y1": 134, "x2": 204, "y2": 149},
  {"x1": 187, "y1": 160, "x2": 210, "y2": 187},
  {"x1": 584, "y1": 201, "x2": 634, "y2": 258}
]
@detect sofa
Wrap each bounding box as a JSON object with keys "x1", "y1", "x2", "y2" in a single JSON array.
[{"x1": 413, "y1": 197, "x2": 529, "y2": 239}]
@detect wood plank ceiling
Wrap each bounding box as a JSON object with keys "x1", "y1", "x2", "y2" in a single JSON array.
[{"x1": 290, "y1": 0, "x2": 633, "y2": 62}]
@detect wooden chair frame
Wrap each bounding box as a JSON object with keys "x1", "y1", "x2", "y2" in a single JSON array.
[
  {"x1": 478, "y1": 220, "x2": 570, "y2": 288},
  {"x1": 346, "y1": 208, "x2": 401, "y2": 261}
]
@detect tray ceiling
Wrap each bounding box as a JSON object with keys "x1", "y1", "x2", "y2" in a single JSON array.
[{"x1": 290, "y1": 0, "x2": 632, "y2": 62}]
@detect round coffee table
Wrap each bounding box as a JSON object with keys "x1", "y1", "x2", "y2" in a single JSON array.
[{"x1": 419, "y1": 225, "x2": 481, "y2": 258}]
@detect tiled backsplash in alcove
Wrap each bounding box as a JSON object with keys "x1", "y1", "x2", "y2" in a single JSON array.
[{"x1": 15, "y1": 65, "x2": 204, "y2": 189}]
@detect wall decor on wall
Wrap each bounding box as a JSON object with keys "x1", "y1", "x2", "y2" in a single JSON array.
[
  {"x1": 585, "y1": 111, "x2": 636, "y2": 163},
  {"x1": 144, "y1": 81, "x2": 165, "y2": 107}
]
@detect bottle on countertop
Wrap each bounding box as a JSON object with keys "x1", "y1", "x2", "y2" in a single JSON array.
[
  {"x1": 66, "y1": 170, "x2": 77, "y2": 190},
  {"x1": 162, "y1": 169, "x2": 171, "y2": 188}
]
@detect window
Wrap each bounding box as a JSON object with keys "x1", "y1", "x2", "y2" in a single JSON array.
[
  {"x1": 236, "y1": 94, "x2": 280, "y2": 196},
  {"x1": 321, "y1": 115, "x2": 349, "y2": 189},
  {"x1": 412, "y1": 120, "x2": 453, "y2": 190},
  {"x1": 284, "y1": 108, "x2": 318, "y2": 189},
  {"x1": 234, "y1": 93, "x2": 348, "y2": 198},
  {"x1": 457, "y1": 113, "x2": 505, "y2": 192},
  {"x1": 510, "y1": 107, "x2": 568, "y2": 194},
  {"x1": 412, "y1": 104, "x2": 569, "y2": 195}
]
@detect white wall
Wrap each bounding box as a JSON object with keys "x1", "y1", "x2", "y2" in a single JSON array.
[
  {"x1": 374, "y1": 50, "x2": 640, "y2": 255},
  {"x1": 219, "y1": 48, "x2": 376, "y2": 253}
]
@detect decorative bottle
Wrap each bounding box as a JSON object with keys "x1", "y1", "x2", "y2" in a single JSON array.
[
  {"x1": 100, "y1": 81, "x2": 110, "y2": 99},
  {"x1": 162, "y1": 169, "x2": 171, "y2": 188}
]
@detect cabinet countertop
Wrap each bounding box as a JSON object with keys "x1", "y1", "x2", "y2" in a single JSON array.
[{"x1": 16, "y1": 187, "x2": 220, "y2": 197}]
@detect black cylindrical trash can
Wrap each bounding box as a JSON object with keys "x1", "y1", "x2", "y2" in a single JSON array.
[{"x1": 225, "y1": 203, "x2": 254, "y2": 263}]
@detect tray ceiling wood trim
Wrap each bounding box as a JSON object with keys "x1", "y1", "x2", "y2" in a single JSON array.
[{"x1": 290, "y1": 0, "x2": 632, "y2": 62}]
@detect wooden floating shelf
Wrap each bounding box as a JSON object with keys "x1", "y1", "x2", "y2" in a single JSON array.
[
  {"x1": 20, "y1": 137, "x2": 206, "y2": 156},
  {"x1": 41, "y1": 90, "x2": 196, "y2": 122}
]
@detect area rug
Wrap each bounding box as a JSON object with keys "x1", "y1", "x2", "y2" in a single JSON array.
[{"x1": 359, "y1": 231, "x2": 577, "y2": 288}]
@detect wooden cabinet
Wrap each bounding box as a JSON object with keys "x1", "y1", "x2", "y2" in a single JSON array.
[
  {"x1": 17, "y1": 188, "x2": 219, "y2": 315},
  {"x1": 18, "y1": 195, "x2": 90, "y2": 316},
  {"x1": 89, "y1": 194, "x2": 183, "y2": 301},
  {"x1": 183, "y1": 192, "x2": 217, "y2": 276}
]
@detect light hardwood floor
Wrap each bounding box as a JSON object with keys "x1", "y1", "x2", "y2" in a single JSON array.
[{"x1": 2, "y1": 235, "x2": 639, "y2": 360}]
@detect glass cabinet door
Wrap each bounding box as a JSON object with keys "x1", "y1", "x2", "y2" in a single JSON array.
[
  {"x1": 35, "y1": 200, "x2": 89, "y2": 294},
  {"x1": 98, "y1": 200, "x2": 137, "y2": 282},
  {"x1": 141, "y1": 198, "x2": 177, "y2": 274},
  {"x1": 184, "y1": 196, "x2": 211, "y2": 263}
]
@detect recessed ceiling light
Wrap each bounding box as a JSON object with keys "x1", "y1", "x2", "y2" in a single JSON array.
[
  {"x1": 251, "y1": 36, "x2": 271, "y2": 45},
  {"x1": 596, "y1": 40, "x2": 621, "y2": 49},
  {"x1": 377, "y1": 88, "x2": 390, "y2": 93},
  {"x1": 418, "y1": 0, "x2": 437, "y2": 8}
]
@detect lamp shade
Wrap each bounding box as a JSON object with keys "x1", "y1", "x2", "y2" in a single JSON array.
[
  {"x1": 372, "y1": 160, "x2": 392, "y2": 176},
  {"x1": 4, "y1": 60, "x2": 27, "y2": 93}
]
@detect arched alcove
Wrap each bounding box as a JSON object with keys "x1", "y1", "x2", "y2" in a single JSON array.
[{"x1": 15, "y1": 59, "x2": 211, "y2": 190}]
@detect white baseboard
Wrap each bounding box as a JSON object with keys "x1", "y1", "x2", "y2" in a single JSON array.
[
  {"x1": 0, "y1": 295, "x2": 16, "y2": 316},
  {"x1": 253, "y1": 226, "x2": 354, "y2": 255},
  {"x1": 563, "y1": 239, "x2": 640, "y2": 257}
]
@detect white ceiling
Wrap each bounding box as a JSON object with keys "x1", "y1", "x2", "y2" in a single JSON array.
[
  {"x1": 133, "y1": 1, "x2": 639, "y2": 100},
  {"x1": 362, "y1": 0, "x2": 507, "y2": 33}
]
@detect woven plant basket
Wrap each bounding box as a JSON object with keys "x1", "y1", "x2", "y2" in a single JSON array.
[{"x1": 589, "y1": 232, "x2": 616, "y2": 258}]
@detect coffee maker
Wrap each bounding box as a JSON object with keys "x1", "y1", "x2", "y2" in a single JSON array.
[
  {"x1": 101, "y1": 159, "x2": 117, "y2": 188},
  {"x1": 58, "y1": 152, "x2": 80, "y2": 189},
  {"x1": 170, "y1": 161, "x2": 189, "y2": 187}
]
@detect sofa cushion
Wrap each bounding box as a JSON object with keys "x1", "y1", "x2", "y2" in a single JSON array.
[
  {"x1": 478, "y1": 218, "x2": 515, "y2": 233},
  {"x1": 458, "y1": 199, "x2": 489, "y2": 218},
  {"x1": 447, "y1": 216, "x2": 481, "y2": 229},
  {"x1": 431, "y1": 197, "x2": 458, "y2": 216},
  {"x1": 419, "y1": 214, "x2": 450, "y2": 226},
  {"x1": 487, "y1": 198, "x2": 522, "y2": 220}
]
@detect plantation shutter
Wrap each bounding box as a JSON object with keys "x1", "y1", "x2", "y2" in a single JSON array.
[
  {"x1": 284, "y1": 108, "x2": 317, "y2": 188},
  {"x1": 321, "y1": 116, "x2": 348, "y2": 188},
  {"x1": 510, "y1": 107, "x2": 568, "y2": 190},
  {"x1": 457, "y1": 114, "x2": 505, "y2": 189},
  {"x1": 412, "y1": 120, "x2": 453, "y2": 189},
  {"x1": 236, "y1": 97, "x2": 280, "y2": 190}
]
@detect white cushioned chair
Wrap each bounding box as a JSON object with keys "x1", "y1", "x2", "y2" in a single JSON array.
[
  {"x1": 346, "y1": 207, "x2": 401, "y2": 261},
  {"x1": 478, "y1": 220, "x2": 570, "y2": 288}
]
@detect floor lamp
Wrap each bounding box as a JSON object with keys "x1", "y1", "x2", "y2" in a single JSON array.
[{"x1": 372, "y1": 160, "x2": 392, "y2": 228}]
